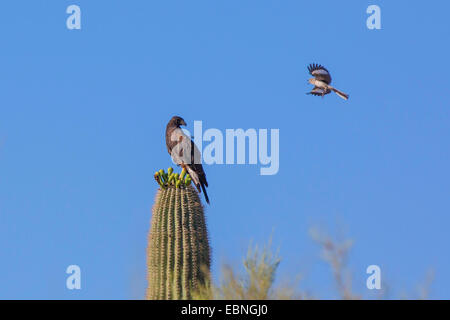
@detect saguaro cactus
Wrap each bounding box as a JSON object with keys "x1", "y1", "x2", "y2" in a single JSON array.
[{"x1": 146, "y1": 168, "x2": 211, "y2": 300}]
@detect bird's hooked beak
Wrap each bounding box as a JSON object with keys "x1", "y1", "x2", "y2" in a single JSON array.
[{"x1": 180, "y1": 119, "x2": 187, "y2": 126}]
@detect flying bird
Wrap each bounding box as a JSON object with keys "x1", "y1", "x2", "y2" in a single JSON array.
[
  {"x1": 165, "y1": 116, "x2": 210, "y2": 204},
  {"x1": 307, "y1": 63, "x2": 349, "y2": 100}
]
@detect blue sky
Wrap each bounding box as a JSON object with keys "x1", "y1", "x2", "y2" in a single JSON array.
[{"x1": 0, "y1": 1, "x2": 449, "y2": 299}]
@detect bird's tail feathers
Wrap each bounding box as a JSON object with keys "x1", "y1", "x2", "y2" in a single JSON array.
[
  {"x1": 200, "y1": 182, "x2": 210, "y2": 204},
  {"x1": 331, "y1": 87, "x2": 349, "y2": 100},
  {"x1": 186, "y1": 166, "x2": 209, "y2": 204}
]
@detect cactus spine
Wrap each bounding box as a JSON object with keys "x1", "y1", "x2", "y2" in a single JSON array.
[{"x1": 147, "y1": 168, "x2": 211, "y2": 300}]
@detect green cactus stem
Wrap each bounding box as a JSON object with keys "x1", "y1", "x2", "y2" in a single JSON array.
[{"x1": 146, "y1": 169, "x2": 211, "y2": 300}]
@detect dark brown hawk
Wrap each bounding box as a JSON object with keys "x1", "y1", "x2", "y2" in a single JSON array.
[{"x1": 165, "y1": 116, "x2": 210, "y2": 204}]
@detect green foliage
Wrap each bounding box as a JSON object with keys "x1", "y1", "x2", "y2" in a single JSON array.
[{"x1": 193, "y1": 239, "x2": 302, "y2": 300}]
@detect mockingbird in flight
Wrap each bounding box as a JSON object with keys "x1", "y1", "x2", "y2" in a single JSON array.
[{"x1": 307, "y1": 63, "x2": 349, "y2": 100}]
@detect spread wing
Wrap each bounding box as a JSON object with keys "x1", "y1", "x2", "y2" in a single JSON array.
[
  {"x1": 307, "y1": 86, "x2": 331, "y2": 96},
  {"x1": 308, "y1": 63, "x2": 332, "y2": 84}
]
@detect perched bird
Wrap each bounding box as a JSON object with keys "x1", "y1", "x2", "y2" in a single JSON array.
[
  {"x1": 165, "y1": 116, "x2": 210, "y2": 204},
  {"x1": 307, "y1": 63, "x2": 349, "y2": 100}
]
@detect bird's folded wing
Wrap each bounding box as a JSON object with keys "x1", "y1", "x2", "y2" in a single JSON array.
[{"x1": 168, "y1": 128, "x2": 192, "y2": 164}]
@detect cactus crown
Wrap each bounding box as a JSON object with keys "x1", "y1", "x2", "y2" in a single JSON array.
[{"x1": 154, "y1": 167, "x2": 192, "y2": 189}]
